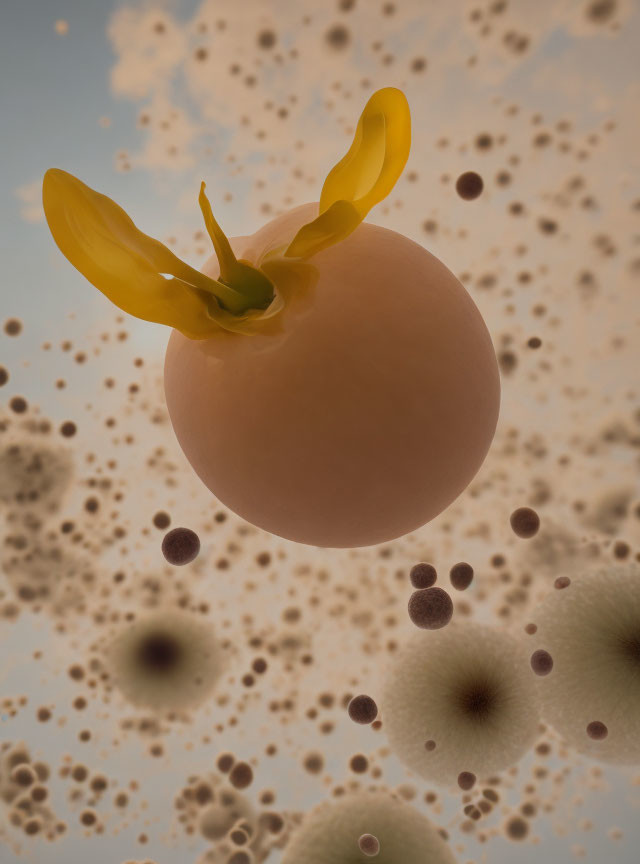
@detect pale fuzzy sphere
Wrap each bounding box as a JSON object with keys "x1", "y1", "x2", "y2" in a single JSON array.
[
  {"x1": 532, "y1": 565, "x2": 640, "y2": 764},
  {"x1": 281, "y1": 790, "x2": 455, "y2": 864},
  {"x1": 382, "y1": 622, "x2": 540, "y2": 786},
  {"x1": 106, "y1": 609, "x2": 224, "y2": 712}
]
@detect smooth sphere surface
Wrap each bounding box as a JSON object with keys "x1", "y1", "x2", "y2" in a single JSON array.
[{"x1": 164, "y1": 203, "x2": 500, "y2": 547}]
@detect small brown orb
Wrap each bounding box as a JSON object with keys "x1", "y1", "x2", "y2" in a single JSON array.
[
  {"x1": 457, "y1": 771, "x2": 476, "y2": 791},
  {"x1": 408, "y1": 587, "x2": 453, "y2": 629},
  {"x1": 586, "y1": 720, "x2": 608, "y2": 740},
  {"x1": 409, "y1": 562, "x2": 437, "y2": 589},
  {"x1": 71, "y1": 764, "x2": 88, "y2": 782},
  {"x1": 530, "y1": 649, "x2": 553, "y2": 676},
  {"x1": 90, "y1": 775, "x2": 108, "y2": 793},
  {"x1": 152, "y1": 511, "x2": 171, "y2": 530},
  {"x1": 349, "y1": 754, "x2": 369, "y2": 773},
  {"x1": 347, "y1": 694, "x2": 378, "y2": 724},
  {"x1": 325, "y1": 23, "x2": 351, "y2": 49},
  {"x1": 257, "y1": 29, "x2": 277, "y2": 49},
  {"x1": 4, "y1": 318, "x2": 23, "y2": 336},
  {"x1": 24, "y1": 818, "x2": 41, "y2": 836},
  {"x1": 455, "y1": 171, "x2": 484, "y2": 200},
  {"x1": 303, "y1": 752, "x2": 324, "y2": 774},
  {"x1": 510, "y1": 507, "x2": 540, "y2": 538},
  {"x1": 9, "y1": 396, "x2": 27, "y2": 414},
  {"x1": 161, "y1": 526, "x2": 200, "y2": 565},
  {"x1": 0, "y1": 366, "x2": 8, "y2": 386},
  {"x1": 475, "y1": 133, "x2": 493, "y2": 150},
  {"x1": 358, "y1": 833, "x2": 380, "y2": 856},
  {"x1": 449, "y1": 562, "x2": 474, "y2": 591},
  {"x1": 554, "y1": 576, "x2": 571, "y2": 590},
  {"x1": 31, "y1": 785, "x2": 48, "y2": 803},
  {"x1": 80, "y1": 809, "x2": 97, "y2": 827},
  {"x1": 505, "y1": 815, "x2": 529, "y2": 841},
  {"x1": 424, "y1": 740, "x2": 436, "y2": 751},
  {"x1": 11, "y1": 765, "x2": 36, "y2": 787},
  {"x1": 217, "y1": 753, "x2": 234, "y2": 773},
  {"x1": 229, "y1": 761, "x2": 253, "y2": 790},
  {"x1": 262, "y1": 812, "x2": 284, "y2": 833}
]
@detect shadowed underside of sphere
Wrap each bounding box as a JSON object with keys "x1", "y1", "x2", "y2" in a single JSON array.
[
  {"x1": 381, "y1": 622, "x2": 539, "y2": 786},
  {"x1": 281, "y1": 791, "x2": 456, "y2": 864},
  {"x1": 164, "y1": 203, "x2": 500, "y2": 548},
  {"x1": 532, "y1": 565, "x2": 640, "y2": 763}
]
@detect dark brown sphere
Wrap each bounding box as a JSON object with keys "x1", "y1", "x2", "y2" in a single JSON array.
[
  {"x1": 530, "y1": 649, "x2": 554, "y2": 676},
  {"x1": 161, "y1": 527, "x2": 200, "y2": 565},
  {"x1": 456, "y1": 171, "x2": 484, "y2": 200},
  {"x1": 510, "y1": 507, "x2": 540, "y2": 538},
  {"x1": 409, "y1": 562, "x2": 437, "y2": 589},
  {"x1": 229, "y1": 761, "x2": 253, "y2": 789},
  {"x1": 457, "y1": 771, "x2": 476, "y2": 791},
  {"x1": 407, "y1": 587, "x2": 453, "y2": 630},
  {"x1": 449, "y1": 562, "x2": 474, "y2": 591},
  {"x1": 586, "y1": 720, "x2": 608, "y2": 741},
  {"x1": 348, "y1": 694, "x2": 378, "y2": 724}
]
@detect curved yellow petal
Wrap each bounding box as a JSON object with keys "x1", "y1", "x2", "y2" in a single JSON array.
[
  {"x1": 285, "y1": 87, "x2": 411, "y2": 259},
  {"x1": 42, "y1": 170, "x2": 272, "y2": 340}
]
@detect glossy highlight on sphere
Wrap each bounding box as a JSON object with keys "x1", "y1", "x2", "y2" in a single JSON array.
[{"x1": 164, "y1": 204, "x2": 500, "y2": 548}]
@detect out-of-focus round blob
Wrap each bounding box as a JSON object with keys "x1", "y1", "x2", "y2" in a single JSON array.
[
  {"x1": 457, "y1": 771, "x2": 476, "y2": 791},
  {"x1": 165, "y1": 203, "x2": 500, "y2": 548},
  {"x1": 455, "y1": 171, "x2": 484, "y2": 200},
  {"x1": 532, "y1": 565, "x2": 640, "y2": 763},
  {"x1": 382, "y1": 622, "x2": 539, "y2": 785},
  {"x1": 106, "y1": 609, "x2": 223, "y2": 712},
  {"x1": 199, "y1": 786, "x2": 254, "y2": 842},
  {"x1": 280, "y1": 791, "x2": 456, "y2": 864},
  {"x1": 0, "y1": 442, "x2": 73, "y2": 514}
]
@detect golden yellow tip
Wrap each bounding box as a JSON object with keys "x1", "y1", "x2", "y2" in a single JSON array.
[{"x1": 285, "y1": 87, "x2": 411, "y2": 259}]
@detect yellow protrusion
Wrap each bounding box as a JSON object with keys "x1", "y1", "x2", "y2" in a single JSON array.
[
  {"x1": 285, "y1": 87, "x2": 411, "y2": 259},
  {"x1": 41, "y1": 86, "x2": 411, "y2": 340},
  {"x1": 42, "y1": 169, "x2": 273, "y2": 339}
]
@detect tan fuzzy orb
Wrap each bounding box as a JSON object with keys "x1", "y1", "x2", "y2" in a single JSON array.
[
  {"x1": 106, "y1": 609, "x2": 224, "y2": 712},
  {"x1": 532, "y1": 565, "x2": 640, "y2": 763},
  {"x1": 381, "y1": 622, "x2": 539, "y2": 786},
  {"x1": 281, "y1": 790, "x2": 456, "y2": 864}
]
